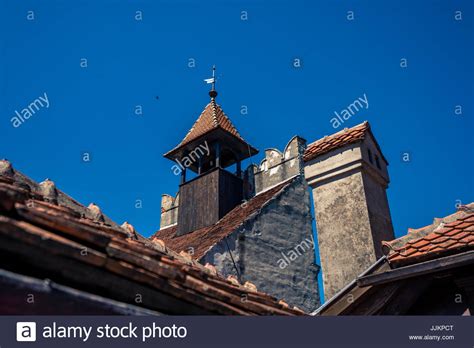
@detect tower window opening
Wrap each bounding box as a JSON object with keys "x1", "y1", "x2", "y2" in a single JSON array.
[
  {"x1": 367, "y1": 149, "x2": 373, "y2": 164},
  {"x1": 375, "y1": 155, "x2": 381, "y2": 170}
]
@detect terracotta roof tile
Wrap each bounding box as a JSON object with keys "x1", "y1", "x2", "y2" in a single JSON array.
[
  {"x1": 410, "y1": 239, "x2": 430, "y2": 249},
  {"x1": 455, "y1": 222, "x2": 473, "y2": 229},
  {"x1": 152, "y1": 177, "x2": 297, "y2": 260},
  {"x1": 452, "y1": 231, "x2": 470, "y2": 240},
  {"x1": 460, "y1": 235, "x2": 474, "y2": 244},
  {"x1": 303, "y1": 122, "x2": 371, "y2": 162},
  {"x1": 387, "y1": 209, "x2": 474, "y2": 266},
  {"x1": 166, "y1": 100, "x2": 251, "y2": 155},
  {"x1": 0, "y1": 169, "x2": 303, "y2": 316},
  {"x1": 438, "y1": 239, "x2": 458, "y2": 249},
  {"x1": 423, "y1": 233, "x2": 440, "y2": 241},
  {"x1": 444, "y1": 228, "x2": 459, "y2": 236},
  {"x1": 384, "y1": 203, "x2": 474, "y2": 251},
  {"x1": 399, "y1": 248, "x2": 418, "y2": 257}
]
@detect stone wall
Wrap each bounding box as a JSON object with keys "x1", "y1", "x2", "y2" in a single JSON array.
[
  {"x1": 360, "y1": 134, "x2": 394, "y2": 256},
  {"x1": 310, "y1": 169, "x2": 376, "y2": 299},
  {"x1": 304, "y1": 133, "x2": 394, "y2": 300},
  {"x1": 200, "y1": 176, "x2": 320, "y2": 312},
  {"x1": 252, "y1": 136, "x2": 306, "y2": 194},
  {"x1": 160, "y1": 193, "x2": 179, "y2": 229}
]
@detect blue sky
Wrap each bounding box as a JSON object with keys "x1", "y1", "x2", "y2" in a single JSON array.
[{"x1": 1, "y1": 1, "x2": 473, "y2": 300}]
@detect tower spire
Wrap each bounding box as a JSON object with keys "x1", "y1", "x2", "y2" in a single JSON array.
[{"x1": 204, "y1": 65, "x2": 218, "y2": 99}]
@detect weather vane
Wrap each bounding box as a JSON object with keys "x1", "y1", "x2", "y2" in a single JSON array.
[{"x1": 204, "y1": 65, "x2": 218, "y2": 99}]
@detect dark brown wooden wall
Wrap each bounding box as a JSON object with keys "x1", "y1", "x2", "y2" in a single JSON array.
[
  {"x1": 218, "y1": 169, "x2": 243, "y2": 218},
  {"x1": 177, "y1": 168, "x2": 242, "y2": 236}
]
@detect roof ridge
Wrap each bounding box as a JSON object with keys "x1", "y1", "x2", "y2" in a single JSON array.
[
  {"x1": 1, "y1": 160, "x2": 121, "y2": 229},
  {"x1": 211, "y1": 99, "x2": 219, "y2": 127}
]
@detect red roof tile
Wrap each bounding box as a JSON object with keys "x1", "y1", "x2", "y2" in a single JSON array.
[
  {"x1": 152, "y1": 178, "x2": 297, "y2": 260},
  {"x1": 384, "y1": 203, "x2": 474, "y2": 251},
  {"x1": 386, "y1": 209, "x2": 474, "y2": 266},
  {"x1": 165, "y1": 100, "x2": 251, "y2": 155},
  {"x1": 0, "y1": 168, "x2": 304, "y2": 315},
  {"x1": 303, "y1": 122, "x2": 370, "y2": 162}
]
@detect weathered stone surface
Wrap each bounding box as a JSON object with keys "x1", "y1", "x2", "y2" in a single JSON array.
[
  {"x1": 304, "y1": 131, "x2": 394, "y2": 300},
  {"x1": 311, "y1": 169, "x2": 375, "y2": 299},
  {"x1": 200, "y1": 176, "x2": 320, "y2": 312},
  {"x1": 253, "y1": 136, "x2": 306, "y2": 194},
  {"x1": 160, "y1": 193, "x2": 179, "y2": 228}
]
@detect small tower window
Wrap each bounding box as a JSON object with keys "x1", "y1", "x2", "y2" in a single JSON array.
[
  {"x1": 375, "y1": 155, "x2": 381, "y2": 170},
  {"x1": 367, "y1": 149, "x2": 373, "y2": 164}
]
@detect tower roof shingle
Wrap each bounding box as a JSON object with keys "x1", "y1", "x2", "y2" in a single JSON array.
[{"x1": 164, "y1": 100, "x2": 257, "y2": 159}]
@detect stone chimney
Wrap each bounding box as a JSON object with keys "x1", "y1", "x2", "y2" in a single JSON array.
[{"x1": 303, "y1": 122, "x2": 394, "y2": 299}]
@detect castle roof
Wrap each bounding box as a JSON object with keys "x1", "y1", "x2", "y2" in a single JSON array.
[
  {"x1": 164, "y1": 99, "x2": 258, "y2": 161},
  {"x1": 383, "y1": 203, "x2": 474, "y2": 266},
  {"x1": 303, "y1": 121, "x2": 387, "y2": 163},
  {"x1": 0, "y1": 160, "x2": 119, "y2": 228},
  {"x1": 152, "y1": 177, "x2": 298, "y2": 260},
  {"x1": 314, "y1": 203, "x2": 474, "y2": 315},
  {"x1": 0, "y1": 160, "x2": 303, "y2": 315}
]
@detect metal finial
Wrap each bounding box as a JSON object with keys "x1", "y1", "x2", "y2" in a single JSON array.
[{"x1": 205, "y1": 65, "x2": 218, "y2": 99}]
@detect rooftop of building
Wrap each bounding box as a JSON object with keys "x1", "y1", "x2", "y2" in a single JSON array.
[
  {"x1": 384, "y1": 203, "x2": 474, "y2": 266},
  {"x1": 164, "y1": 97, "x2": 258, "y2": 162},
  {"x1": 0, "y1": 159, "x2": 304, "y2": 315},
  {"x1": 314, "y1": 203, "x2": 474, "y2": 315},
  {"x1": 152, "y1": 176, "x2": 299, "y2": 260},
  {"x1": 303, "y1": 121, "x2": 387, "y2": 163}
]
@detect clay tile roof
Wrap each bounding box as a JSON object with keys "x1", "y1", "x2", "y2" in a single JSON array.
[
  {"x1": 166, "y1": 100, "x2": 249, "y2": 155},
  {"x1": 0, "y1": 160, "x2": 120, "y2": 228},
  {"x1": 303, "y1": 121, "x2": 370, "y2": 162},
  {"x1": 0, "y1": 165, "x2": 302, "y2": 315},
  {"x1": 152, "y1": 177, "x2": 298, "y2": 260},
  {"x1": 385, "y1": 205, "x2": 474, "y2": 266}
]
